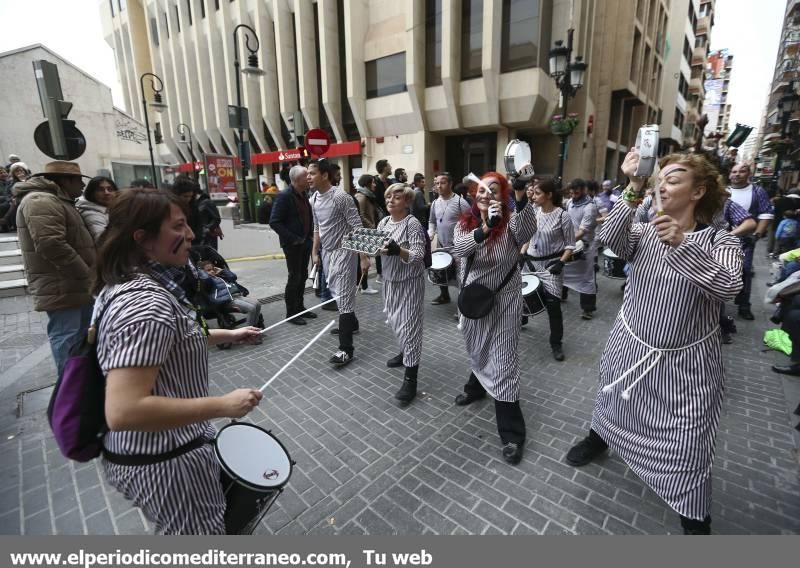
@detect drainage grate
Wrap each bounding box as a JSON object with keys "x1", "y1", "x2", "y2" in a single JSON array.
[
  {"x1": 257, "y1": 286, "x2": 313, "y2": 305},
  {"x1": 16, "y1": 383, "x2": 56, "y2": 419}
]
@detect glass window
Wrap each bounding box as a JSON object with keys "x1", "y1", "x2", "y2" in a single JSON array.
[
  {"x1": 366, "y1": 53, "x2": 408, "y2": 98},
  {"x1": 109, "y1": 0, "x2": 115, "y2": 17},
  {"x1": 461, "y1": 0, "x2": 483, "y2": 79},
  {"x1": 501, "y1": 0, "x2": 540, "y2": 73},
  {"x1": 174, "y1": 6, "x2": 180, "y2": 32},
  {"x1": 163, "y1": 12, "x2": 169, "y2": 39},
  {"x1": 150, "y1": 17, "x2": 159, "y2": 46},
  {"x1": 186, "y1": 0, "x2": 192, "y2": 26},
  {"x1": 426, "y1": 0, "x2": 442, "y2": 86}
]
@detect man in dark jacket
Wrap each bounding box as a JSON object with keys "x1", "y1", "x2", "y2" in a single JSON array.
[{"x1": 270, "y1": 165, "x2": 316, "y2": 325}]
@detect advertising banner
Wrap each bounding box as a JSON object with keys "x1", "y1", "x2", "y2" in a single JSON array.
[{"x1": 205, "y1": 154, "x2": 237, "y2": 200}]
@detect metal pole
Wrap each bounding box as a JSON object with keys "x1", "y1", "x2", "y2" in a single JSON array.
[
  {"x1": 233, "y1": 25, "x2": 253, "y2": 223},
  {"x1": 140, "y1": 74, "x2": 157, "y2": 185},
  {"x1": 556, "y1": 29, "x2": 575, "y2": 184}
]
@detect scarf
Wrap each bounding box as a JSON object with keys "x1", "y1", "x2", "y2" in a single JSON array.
[
  {"x1": 145, "y1": 260, "x2": 209, "y2": 335},
  {"x1": 356, "y1": 186, "x2": 378, "y2": 203}
]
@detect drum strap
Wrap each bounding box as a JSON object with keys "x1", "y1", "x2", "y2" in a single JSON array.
[
  {"x1": 527, "y1": 250, "x2": 563, "y2": 261},
  {"x1": 103, "y1": 437, "x2": 208, "y2": 467}
]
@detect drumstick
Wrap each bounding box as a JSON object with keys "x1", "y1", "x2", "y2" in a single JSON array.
[
  {"x1": 259, "y1": 320, "x2": 336, "y2": 392},
  {"x1": 260, "y1": 297, "x2": 340, "y2": 334}
]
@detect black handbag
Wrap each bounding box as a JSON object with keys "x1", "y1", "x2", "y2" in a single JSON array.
[{"x1": 458, "y1": 253, "x2": 518, "y2": 319}]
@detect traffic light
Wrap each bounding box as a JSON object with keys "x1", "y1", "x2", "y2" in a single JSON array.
[{"x1": 32, "y1": 60, "x2": 86, "y2": 160}]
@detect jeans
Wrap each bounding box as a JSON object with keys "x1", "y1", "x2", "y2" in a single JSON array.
[
  {"x1": 231, "y1": 296, "x2": 262, "y2": 327},
  {"x1": 283, "y1": 241, "x2": 312, "y2": 316},
  {"x1": 46, "y1": 304, "x2": 93, "y2": 380}
]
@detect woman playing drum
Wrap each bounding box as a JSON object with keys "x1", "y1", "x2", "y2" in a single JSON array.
[
  {"x1": 94, "y1": 188, "x2": 263, "y2": 534},
  {"x1": 564, "y1": 150, "x2": 743, "y2": 534},
  {"x1": 520, "y1": 178, "x2": 575, "y2": 361},
  {"x1": 377, "y1": 183, "x2": 428, "y2": 405},
  {"x1": 452, "y1": 172, "x2": 536, "y2": 465}
]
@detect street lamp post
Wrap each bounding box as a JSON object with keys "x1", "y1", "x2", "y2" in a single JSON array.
[
  {"x1": 232, "y1": 24, "x2": 265, "y2": 223},
  {"x1": 139, "y1": 72, "x2": 167, "y2": 186},
  {"x1": 176, "y1": 123, "x2": 196, "y2": 179},
  {"x1": 547, "y1": 29, "x2": 587, "y2": 183}
]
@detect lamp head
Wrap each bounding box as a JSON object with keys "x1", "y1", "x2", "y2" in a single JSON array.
[{"x1": 242, "y1": 53, "x2": 265, "y2": 77}]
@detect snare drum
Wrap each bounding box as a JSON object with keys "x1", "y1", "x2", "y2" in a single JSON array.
[
  {"x1": 602, "y1": 249, "x2": 627, "y2": 280},
  {"x1": 427, "y1": 251, "x2": 454, "y2": 286},
  {"x1": 215, "y1": 422, "x2": 294, "y2": 535},
  {"x1": 521, "y1": 273, "x2": 546, "y2": 316}
]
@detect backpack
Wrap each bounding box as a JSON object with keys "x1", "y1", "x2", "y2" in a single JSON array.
[
  {"x1": 776, "y1": 218, "x2": 799, "y2": 241},
  {"x1": 47, "y1": 288, "x2": 147, "y2": 462}
]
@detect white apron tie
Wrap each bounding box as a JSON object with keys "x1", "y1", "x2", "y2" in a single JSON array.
[{"x1": 602, "y1": 311, "x2": 719, "y2": 400}]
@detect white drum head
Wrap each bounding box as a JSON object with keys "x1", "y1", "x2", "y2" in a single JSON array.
[
  {"x1": 520, "y1": 274, "x2": 541, "y2": 297},
  {"x1": 503, "y1": 140, "x2": 533, "y2": 180},
  {"x1": 603, "y1": 248, "x2": 619, "y2": 259},
  {"x1": 216, "y1": 423, "x2": 292, "y2": 491},
  {"x1": 430, "y1": 251, "x2": 453, "y2": 270}
]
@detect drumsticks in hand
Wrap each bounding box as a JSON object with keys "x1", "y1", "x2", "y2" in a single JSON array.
[{"x1": 259, "y1": 320, "x2": 336, "y2": 393}]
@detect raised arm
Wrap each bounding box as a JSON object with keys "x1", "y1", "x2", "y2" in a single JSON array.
[{"x1": 509, "y1": 194, "x2": 537, "y2": 245}]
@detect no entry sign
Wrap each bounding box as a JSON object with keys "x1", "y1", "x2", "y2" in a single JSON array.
[{"x1": 305, "y1": 128, "x2": 331, "y2": 157}]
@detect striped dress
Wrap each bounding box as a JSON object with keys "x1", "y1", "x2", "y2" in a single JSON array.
[
  {"x1": 594, "y1": 200, "x2": 743, "y2": 520},
  {"x1": 97, "y1": 275, "x2": 225, "y2": 535},
  {"x1": 377, "y1": 215, "x2": 427, "y2": 367},
  {"x1": 313, "y1": 187, "x2": 363, "y2": 314},
  {"x1": 563, "y1": 197, "x2": 599, "y2": 295},
  {"x1": 453, "y1": 202, "x2": 537, "y2": 401},
  {"x1": 525, "y1": 207, "x2": 576, "y2": 297}
]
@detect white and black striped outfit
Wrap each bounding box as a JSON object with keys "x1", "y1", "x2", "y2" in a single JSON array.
[
  {"x1": 312, "y1": 187, "x2": 363, "y2": 314},
  {"x1": 453, "y1": 202, "x2": 537, "y2": 402},
  {"x1": 525, "y1": 207, "x2": 576, "y2": 297},
  {"x1": 377, "y1": 215, "x2": 427, "y2": 367},
  {"x1": 97, "y1": 275, "x2": 225, "y2": 535},
  {"x1": 593, "y1": 200, "x2": 743, "y2": 520},
  {"x1": 563, "y1": 196, "x2": 599, "y2": 296}
]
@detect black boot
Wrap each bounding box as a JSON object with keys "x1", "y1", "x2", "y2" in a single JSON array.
[
  {"x1": 565, "y1": 429, "x2": 608, "y2": 466},
  {"x1": 680, "y1": 515, "x2": 711, "y2": 535},
  {"x1": 387, "y1": 353, "x2": 404, "y2": 368},
  {"x1": 551, "y1": 343, "x2": 565, "y2": 361},
  {"x1": 772, "y1": 363, "x2": 800, "y2": 376},
  {"x1": 395, "y1": 365, "x2": 418, "y2": 405}
]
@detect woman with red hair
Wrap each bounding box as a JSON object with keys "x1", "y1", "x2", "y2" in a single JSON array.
[{"x1": 451, "y1": 172, "x2": 537, "y2": 464}]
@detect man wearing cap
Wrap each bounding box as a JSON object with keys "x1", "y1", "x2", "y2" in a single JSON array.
[{"x1": 15, "y1": 161, "x2": 96, "y2": 380}]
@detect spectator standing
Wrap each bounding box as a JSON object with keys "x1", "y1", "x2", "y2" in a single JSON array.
[
  {"x1": 169, "y1": 176, "x2": 204, "y2": 247},
  {"x1": 411, "y1": 173, "x2": 429, "y2": 226},
  {"x1": 15, "y1": 161, "x2": 95, "y2": 379},
  {"x1": 562, "y1": 178, "x2": 600, "y2": 319},
  {"x1": 354, "y1": 174, "x2": 381, "y2": 295},
  {"x1": 0, "y1": 166, "x2": 14, "y2": 232},
  {"x1": 75, "y1": 176, "x2": 119, "y2": 242},
  {"x1": 196, "y1": 189, "x2": 223, "y2": 250},
  {"x1": 394, "y1": 168, "x2": 408, "y2": 184}
]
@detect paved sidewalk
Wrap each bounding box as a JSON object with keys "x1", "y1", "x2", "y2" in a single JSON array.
[{"x1": 0, "y1": 250, "x2": 798, "y2": 535}]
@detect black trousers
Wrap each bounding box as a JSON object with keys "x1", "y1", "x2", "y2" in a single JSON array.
[
  {"x1": 541, "y1": 289, "x2": 564, "y2": 347},
  {"x1": 282, "y1": 240, "x2": 311, "y2": 316},
  {"x1": 781, "y1": 297, "x2": 800, "y2": 363},
  {"x1": 339, "y1": 312, "x2": 357, "y2": 356},
  {"x1": 561, "y1": 286, "x2": 596, "y2": 312},
  {"x1": 735, "y1": 268, "x2": 754, "y2": 310},
  {"x1": 463, "y1": 373, "x2": 525, "y2": 444}
]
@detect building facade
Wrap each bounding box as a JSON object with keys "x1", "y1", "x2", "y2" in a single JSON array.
[
  {"x1": 755, "y1": 0, "x2": 799, "y2": 190},
  {"x1": 102, "y1": 0, "x2": 670, "y2": 188},
  {"x1": 703, "y1": 48, "x2": 733, "y2": 137},
  {"x1": 0, "y1": 44, "x2": 152, "y2": 185}
]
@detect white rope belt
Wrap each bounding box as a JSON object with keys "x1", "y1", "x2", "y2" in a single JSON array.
[{"x1": 602, "y1": 311, "x2": 719, "y2": 401}]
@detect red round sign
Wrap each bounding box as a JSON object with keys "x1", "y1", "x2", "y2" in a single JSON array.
[{"x1": 305, "y1": 128, "x2": 331, "y2": 157}]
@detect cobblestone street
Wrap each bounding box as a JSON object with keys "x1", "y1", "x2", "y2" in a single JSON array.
[{"x1": 0, "y1": 251, "x2": 798, "y2": 536}]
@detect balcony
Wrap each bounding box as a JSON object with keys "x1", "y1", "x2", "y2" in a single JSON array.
[
  {"x1": 689, "y1": 75, "x2": 704, "y2": 95},
  {"x1": 696, "y1": 16, "x2": 710, "y2": 35},
  {"x1": 692, "y1": 45, "x2": 707, "y2": 66}
]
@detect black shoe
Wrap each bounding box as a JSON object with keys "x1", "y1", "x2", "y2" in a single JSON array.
[
  {"x1": 521, "y1": 316, "x2": 529, "y2": 327},
  {"x1": 771, "y1": 363, "x2": 800, "y2": 377},
  {"x1": 565, "y1": 434, "x2": 608, "y2": 467},
  {"x1": 387, "y1": 353, "x2": 404, "y2": 368},
  {"x1": 502, "y1": 442, "x2": 523, "y2": 465},
  {"x1": 330, "y1": 328, "x2": 359, "y2": 335},
  {"x1": 321, "y1": 301, "x2": 338, "y2": 311},
  {"x1": 551, "y1": 344, "x2": 565, "y2": 361},
  {"x1": 431, "y1": 295, "x2": 451, "y2": 305},
  {"x1": 738, "y1": 308, "x2": 754, "y2": 320},
  {"x1": 454, "y1": 391, "x2": 486, "y2": 406},
  {"x1": 681, "y1": 515, "x2": 711, "y2": 535},
  {"x1": 288, "y1": 316, "x2": 307, "y2": 325},
  {"x1": 302, "y1": 311, "x2": 318, "y2": 319},
  {"x1": 329, "y1": 350, "x2": 354, "y2": 368},
  {"x1": 394, "y1": 379, "x2": 417, "y2": 404}
]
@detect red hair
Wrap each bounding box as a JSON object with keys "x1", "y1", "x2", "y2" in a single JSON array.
[{"x1": 458, "y1": 172, "x2": 511, "y2": 242}]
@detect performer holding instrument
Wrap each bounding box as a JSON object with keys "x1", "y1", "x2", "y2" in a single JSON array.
[
  {"x1": 520, "y1": 178, "x2": 575, "y2": 361},
  {"x1": 452, "y1": 173, "x2": 536, "y2": 465},
  {"x1": 565, "y1": 148, "x2": 743, "y2": 535},
  {"x1": 376, "y1": 183, "x2": 428, "y2": 405},
  {"x1": 428, "y1": 172, "x2": 471, "y2": 305}
]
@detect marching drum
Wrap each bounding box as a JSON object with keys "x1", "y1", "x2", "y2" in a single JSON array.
[
  {"x1": 427, "y1": 250, "x2": 454, "y2": 286},
  {"x1": 503, "y1": 139, "x2": 535, "y2": 181},
  {"x1": 602, "y1": 249, "x2": 627, "y2": 280},
  {"x1": 521, "y1": 273, "x2": 546, "y2": 316},
  {"x1": 215, "y1": 422, "x2": 294, "y2": 535}
]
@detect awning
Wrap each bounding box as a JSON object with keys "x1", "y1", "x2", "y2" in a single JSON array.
[{"x1": 252, "y1": 140, "x2": 362, "y2": 165}]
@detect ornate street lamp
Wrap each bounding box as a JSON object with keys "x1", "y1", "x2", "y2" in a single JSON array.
[
  {"x1": 139, "y1": 72, "x2": 167, "y2": 186},
  {"x1": 176, "y1": 123, "x2": 195, "y2": 179},
  {"x1": 547, "y1": 30, "x2": 588, "y2": 182},
  {"x1": 233, "y1": 24, "x2": 264, "y2": 223}
]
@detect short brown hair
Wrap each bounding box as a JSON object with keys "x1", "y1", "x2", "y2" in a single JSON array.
[
  {"x1": 658, "y1": 153, "x2": 726, "y2": 225},
  {"x1": 93, "y1": 188, "x2": 183, "y2": 294}
]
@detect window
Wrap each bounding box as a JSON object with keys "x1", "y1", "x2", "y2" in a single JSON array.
[
  {"x1": 425, "y1": 0, "x2": 442, "y2": 86},
  {"x1": 501, "y1": 0, "x2": 541, "y2": 73},
  {"x1": 683, "y1": 37, "x2": 692, "y2": 65},
  {"x1": 150, "y1": 17, "x2": 159, "y2": 46},
  {"x1": 338, "y1": 0, "x2": 359, "y2": 140},
  {"x1": 174, "y1": 6, "x2": 181, "y2": 32},
  {"x1": 674, "y1": 107, "x2": 685, "y2": 129},
  {"x1": 109, "y1": 0, "x2": 115, "y2": 17},
  {"x1": 201, "y1": 0, "x2": 206, "y2": 18},
  {"x1": 461, "y1": 0, "x2": 483, "y2": 79},
  {"x1": 186, "y1": 0, "x2": 192, "y2": 25},
  {"x1": 118, "y1": 0, "x2": 125, "y2": 12},
  {"x1": 163, "y1": 12, "x2": 169, "y2": 39},
  {"x1": 313, "y1": 3, "x2": 334, "y2": 137},
  {"x1": 215, "y1": 0, "x2": 220, "y2": 11},
  {"x1": 678, "y1": 73, "x2": 689, "y2": 100},
  {"x1": 366, "y1": 53, "x2": 407, "y2": 98}
]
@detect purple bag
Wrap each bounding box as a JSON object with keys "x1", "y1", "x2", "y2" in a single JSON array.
[{"x1": 47, "y1": 289, "x2": 145, "y2": 462}]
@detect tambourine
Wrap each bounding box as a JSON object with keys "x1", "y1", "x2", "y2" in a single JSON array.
[
  {"x1": 634, "y1": 125, "x2": 659, "y2": 178},
  {"x1": 341, "y1": 228, "x2": 392, "y2": 256},
  {"x1": 503, "y1": 139, "x2": 535, "y2": 181}
]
